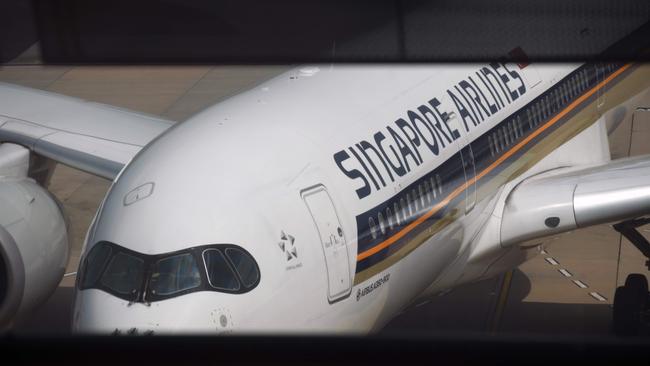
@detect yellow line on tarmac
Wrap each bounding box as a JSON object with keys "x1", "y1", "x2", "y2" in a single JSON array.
[{"x1": 490, "y1": 270, "x2": 514, "y2": 334}]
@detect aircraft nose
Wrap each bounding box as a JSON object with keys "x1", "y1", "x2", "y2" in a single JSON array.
[{"x1": 73, "y1": 289, "x2": 236, "y2": 334}]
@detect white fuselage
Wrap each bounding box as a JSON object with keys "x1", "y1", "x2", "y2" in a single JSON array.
[{"x1": 72, "y1": 61, "x2": 629, "y2": 334}]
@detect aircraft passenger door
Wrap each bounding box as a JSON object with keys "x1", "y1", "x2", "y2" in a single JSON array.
[
  {"x1": 460, "y1": 144, "x2": 477, "y2": 214},
  {"x1": 445, "y1": 110, "x2": 477, "y2": 214},
  {"x1": 301, "y1": 185, "x2": 352, "y2": 303}
]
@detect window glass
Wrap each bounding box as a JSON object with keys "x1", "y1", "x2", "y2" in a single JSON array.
[
  {"x1": 436, "y1": 175, "x2": 443, "y2": 195},
  {"x1": 404, "y1": 194, "x2": 412, "y2": 219},
  {"x1": 369, "y1": 217, "x2": 378, "y2": 239},
  {"x1": 424, "y1": 180, "x2": 432, "y2": 203},
  {"x1": 544, "y1": 95, "x2": 552, "y2": 118},
  {"x1": 100, "y1": 252, "x2": 145, "y2": 295},
  {"x1": 410, "y1": 190, "x2": 418, "y2": 215},
  {"x1": 386, "y1": 207, "x2": 394, "y2": 231},
  {"x1": 225, "y1": 248, "x2": 259, "y2": 288},
  {"x1": 400, "y1": 198, "x2": 408, "y2": 221},
  {"x1": 149, "y1": 253, "x2": 201, "y2": 296},
  {"x1": 488, "y1": 135, "x2": 495, "y2": 156},
  {"x1": 393, "y1": 202, "x2": 402, "y2": 225},
  {"x1": 430, "y1": 177, "x2": 438, "y2": 198},
  {"x1": 419, "y1": 184, "x2": 426, "y2": 208},
  {"x1": 82, "y1": 243, "x2": 112, "y2": 288},
  {"x1": 203, "y1": 249, "x2": 241, "y2": 291},
  {"x1": 378, "y1": 212, "x2": 386, "y2": 235}
]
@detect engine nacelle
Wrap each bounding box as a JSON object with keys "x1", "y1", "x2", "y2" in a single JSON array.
[{"x1": 0, "y1": 174, "x2": 69, "y2": 327}]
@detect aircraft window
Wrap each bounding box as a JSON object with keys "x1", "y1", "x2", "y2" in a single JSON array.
[
  {"x1": 515, "y1": 119, "x2": 521, "y2": 138},
  {"x1": 225, "y1": 248, "x2": 260, "y2": 288},
  {"x1": 405, "y1": 193, "x2": 413, "y2": 218},
  {"x1": 386, "y1": 207, "x2": 394, "y2": 231},
  {"x1": 509, "y1": 121, "x2": 516, "y2": 141},
  {"x1": 517, "y1": 115, "x2": 524, "y2": 136},
  {"x1": 203, "y1": 249, "x2": 241, "y2": 291},
  {"x1": 81, "y1": 243, "x2": 112, "y2": 289},
  {"x1": 488, "y1": 135, "x2": 495, "y2": 156},
  {"x1": 562, "y1": 83, "x2": 571, "y2": 104},
  {"x1": 410, "y1": 189, "x2": 419, "y2": 214},
  {"x1": 100, "y1": 252, "x2": 145, "y2": 296},
  {"x1": 502, "y1": 126, "x2": 510, "y2": 146},
  {"x1": 498, "y1": 128, "x2": 505, "y2": 150},
  {"x1": 149, "y1": 253, "x2": 201, "y2": 296},
  {"x1": 400, "y1": 197, "x2": 408, "y2": 221},
  {"x1": 436, "y1": 175, "x2": 443, "y2": 195},
  {"x1": 428, "y1": 177, "x2": 436, "y2": 198},
  {"x1": 530, "y1": 106, "x2": 536, "y2": 126},
  {"x1": 526, "y1": 109, "x2": 533, "y2": 130},
  {"x1": 424, "y1": 180, "x2": 432, "y2": 203},
  {"x1": 369, "y1": 217, "x2": 378, "y2": 239},
  {"x1": 393, "y1": 202, "x2": 402, "y2": 225},
  {"x1": 545, "y1": 96, "x2": 551, "y2": 117},
  {"x1": 419, "y1": 185, "x2": 426, "y2": 208},
  {"x1": 378, "y1": 212, "x2": 386, "y2": 235}
]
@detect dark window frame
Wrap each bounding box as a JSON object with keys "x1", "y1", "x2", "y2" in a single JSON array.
[{"x1": 78, "y1": 241, "x2": 260, "y2": 302}]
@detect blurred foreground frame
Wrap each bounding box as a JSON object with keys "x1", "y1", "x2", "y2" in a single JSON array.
[{"x1": 22, "y1": 0, "x2": 650, "y2": 64}]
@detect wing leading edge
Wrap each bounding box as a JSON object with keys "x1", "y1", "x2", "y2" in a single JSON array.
[
  {"x1": 0, "y1": 82, "x2": 174, "y2": 180},
  {"x1": 501, "y1": 155, "x2": 650, "y2": 247}
]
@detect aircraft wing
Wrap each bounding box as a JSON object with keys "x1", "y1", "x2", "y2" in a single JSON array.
[
  {"x1": 501, "y1": 155, "x2": 650, "y2": 246},
  {"x1": 0, "y1": 82, "x2": 174, "y2": 180}
]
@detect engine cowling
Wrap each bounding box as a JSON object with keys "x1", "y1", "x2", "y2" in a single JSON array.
[{"x1": 0, "y1": 177, "x2": 69, "y2": 327}]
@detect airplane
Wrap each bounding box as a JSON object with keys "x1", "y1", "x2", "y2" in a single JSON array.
[{"x1": 1, "y1": 34, "x2": 650, "y2": 334}]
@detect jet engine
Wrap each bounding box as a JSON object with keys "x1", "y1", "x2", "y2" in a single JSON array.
[{"x1": 0, "y1": 144, "x2": 68, "y2": 327}]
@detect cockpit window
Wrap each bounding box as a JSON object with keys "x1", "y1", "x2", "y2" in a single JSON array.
[
  {"x1": 150, "y1": 253, "x2": 201, "y2": 296},
  {"x1": 81, "y1": 243, "x2": 112, "y2": 289},
  {"x1": 225, "y1": 248, "x2": 260, "y2": 288},
  {"x1": 203, "y1": 249, "x2": 240, "y2": 291},
  {"x1": 78, "y1": 241, "x2": 259, "y2": 303},
  {"x1": 100, "y1": 252, "x2": 145, "y2": 295}
]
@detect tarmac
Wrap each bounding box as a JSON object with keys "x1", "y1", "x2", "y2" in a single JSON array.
[{"x1": 0, "y1": 60, "x2": 649, "y2": 336}]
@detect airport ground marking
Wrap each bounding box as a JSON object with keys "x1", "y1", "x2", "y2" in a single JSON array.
[
  {"x1": 545, "y1": 257, "x2": 559, "y2": 266},
  {"x1": 558, "y1": 269, "x2": 573, "y2": 278},
  {"x1": 573, "y1": 280, "x2": 589, "y2": 289},
  {"x1": 589, "y1": 292, "x2": 608, "y2": 302}
]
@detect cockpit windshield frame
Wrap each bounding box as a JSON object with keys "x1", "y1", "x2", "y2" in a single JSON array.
[{"x1": 77, "y1": 241, "x2": 261, "y2": 303}]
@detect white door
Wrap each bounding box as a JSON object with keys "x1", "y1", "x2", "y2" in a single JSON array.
[
  {"x1": 301, "y1": 185, "x2": 351, "y2": 303},
  {"x1": 460, "y1": 144, "x2": 477, "y2": 213}
]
